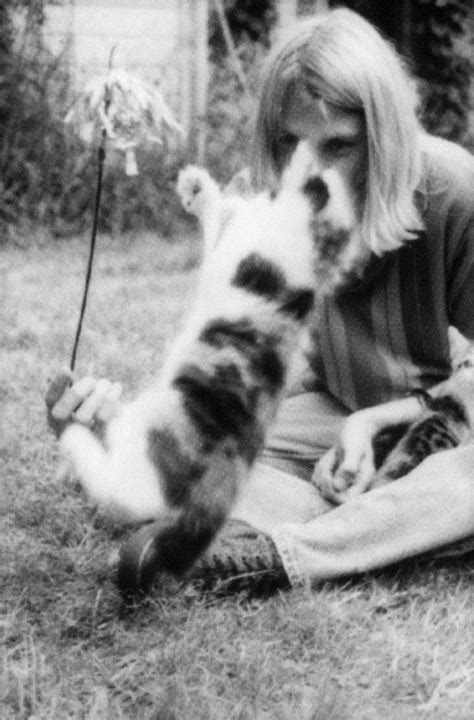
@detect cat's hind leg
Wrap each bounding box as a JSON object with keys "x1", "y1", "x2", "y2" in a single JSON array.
[
  {"x1": 60, "y1": 424, "x2": 163, "y2": 522},
  {"x1": 60, "y1": 424, "x2": 117, "y2": 505}
]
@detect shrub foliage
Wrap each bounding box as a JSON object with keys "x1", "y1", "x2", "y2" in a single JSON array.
[
  {"x1": 0, "y1": 1, "x2": 185, "y2": 241},
  {"x1": 329, "y1": 0, "x2": 473, "y2": 142},
  {"x1": 0, "y1": 0, "x2": 471, "y2": 240},
  {"x1": 208, "y1": 0, "x2": 277, "y2": 61},
  {"x1": 411, "y1": 0, "x2": 472, "y2": 141}
]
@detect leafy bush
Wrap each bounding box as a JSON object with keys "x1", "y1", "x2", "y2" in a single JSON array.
[
  {"x1": 205, "y1": 40, "x2": 266, "y2": 184},
  {"x1": 97, "y1": 144, "x2": 186, "y2": 237},
  {"x1": 38, "y1": 130, "x2": 186, "y2": 239},
  {"x1": 205, "y1": 0, "x2": 280, "y2": 184},
  {"x1": 0, "y1": 3, "x2": 65, "y2": 238},
  {"x1": 0, "y1": 0, "x2": 279, "y2": 242},
  {"x1": 0, "y1": 2, "x2": 188, "y2": 242},
  {"x1": 2, "y1": 0, "x2": 471, "y2": 244},
  {"x1": 412, "y1": 0, "x2": 472, "y2": 142},
  {"x1": 328, "y1": 0, "x2": 473, "y2": 144},
  {"x1": 208, "y1": 0, "x2": 277, "y2": 62}
]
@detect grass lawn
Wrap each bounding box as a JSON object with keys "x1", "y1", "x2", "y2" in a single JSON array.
[{"x1": 1, "y1": 233, "x2": 473, "y2": 719}]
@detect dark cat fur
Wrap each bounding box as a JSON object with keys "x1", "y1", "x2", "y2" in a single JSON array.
[{"x1": 371, "y1": 393, "x2": 471, "y2": 488}]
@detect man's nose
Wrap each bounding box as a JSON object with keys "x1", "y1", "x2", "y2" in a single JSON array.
[{"x1": 303, "y1": 175, "x2": 329, "y2": 212}]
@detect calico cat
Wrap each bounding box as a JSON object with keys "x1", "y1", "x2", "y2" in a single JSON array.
[
  {"x1": 179, "y1": 163, "x2": 474, "y2": 496},
  {"x1": 60, "y1": 140, "x2": 359, "y2": 594},
  {"x1": 372, "y1": 360, "x2": 474, "y2": 488}
]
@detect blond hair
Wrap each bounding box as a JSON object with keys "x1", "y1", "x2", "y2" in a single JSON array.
[{"x1": 253, "y1": 8, "x2": 424, "y2": 254}]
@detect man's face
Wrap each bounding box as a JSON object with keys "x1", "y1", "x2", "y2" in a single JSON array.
[{"x1": 279, "y1": 83, "x2": 367, "y2": 209}]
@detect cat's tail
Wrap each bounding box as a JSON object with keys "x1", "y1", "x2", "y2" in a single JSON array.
[{"x1": 117, "y1": 437, "x2": 246, "y2": 599}]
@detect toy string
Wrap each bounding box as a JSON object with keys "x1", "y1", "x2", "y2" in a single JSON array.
[
  {"x1": 70, "y1": 46, "x2": 117, "y2": 372},
  {"x1": 69, "y1": 124, "x2": 107, "y2": 372},
  {"x1": 69, "y1": 77, "x2": 115, "y2": 372}
]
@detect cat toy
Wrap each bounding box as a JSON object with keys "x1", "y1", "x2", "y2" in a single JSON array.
[
  {"x1": 65, "y1": 58, "x2": 183, "y2": 371},
  {"x1": 46, "y1": 58, "x2": 184, "y2": 596},
  {"x1": 48, "y1": 56, "x2": 183, "y2": 404}
]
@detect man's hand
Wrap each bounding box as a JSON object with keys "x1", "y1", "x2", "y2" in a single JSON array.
[
  {"x1": 311, "y1": 394, "x2": 429, "y2": 504},
  {"x1": 45, "y1": 368, "x2": 123, "y2": 439},
  {"x1": 312, "y1": 410, "x2": 377, "y2": 504}
]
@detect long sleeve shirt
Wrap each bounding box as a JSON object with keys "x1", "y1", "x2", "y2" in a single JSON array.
[{"x1": 307, "y1": 135, "x2": 474, "y2": 411}]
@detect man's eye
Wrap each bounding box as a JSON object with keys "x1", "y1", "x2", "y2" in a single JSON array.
[
  {"x1": 276, "y1": 133, "x2": 299, "y2": 170},
  {"x1": 325, "y1": 138, "x2": 356, "y2": 155},
  {"x1": 279, "y1": 132, "x2": 298, "y2": 150}
]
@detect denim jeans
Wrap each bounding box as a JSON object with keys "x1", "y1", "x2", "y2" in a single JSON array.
[{"x1": 231, "y1": 392, "x2": 474, "y2": 585}]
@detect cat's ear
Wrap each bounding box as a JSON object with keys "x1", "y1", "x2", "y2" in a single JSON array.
[{"x1": 223, "y1": 168, "x2": 253, "y2": 199}]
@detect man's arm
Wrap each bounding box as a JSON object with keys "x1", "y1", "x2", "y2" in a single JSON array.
[{"x1": 312, "y1": 393, "x2": 428, "y2": 504}]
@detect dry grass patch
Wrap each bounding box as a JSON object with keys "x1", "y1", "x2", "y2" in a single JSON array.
[{"x1": 1, "y1": 234, "x2": 473, "y2": 719}]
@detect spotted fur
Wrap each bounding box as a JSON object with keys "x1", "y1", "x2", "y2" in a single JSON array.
[
  {"x1": 61, "y1": 140, "x2": 359, "y2": 578},
  {"x1": 371, "y1": 357, "x2": 474, "y2": 488}
]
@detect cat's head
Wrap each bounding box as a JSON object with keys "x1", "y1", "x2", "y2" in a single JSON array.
[{"x1": 279, "y1": 140, "x2": 367, "y2": 294}]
